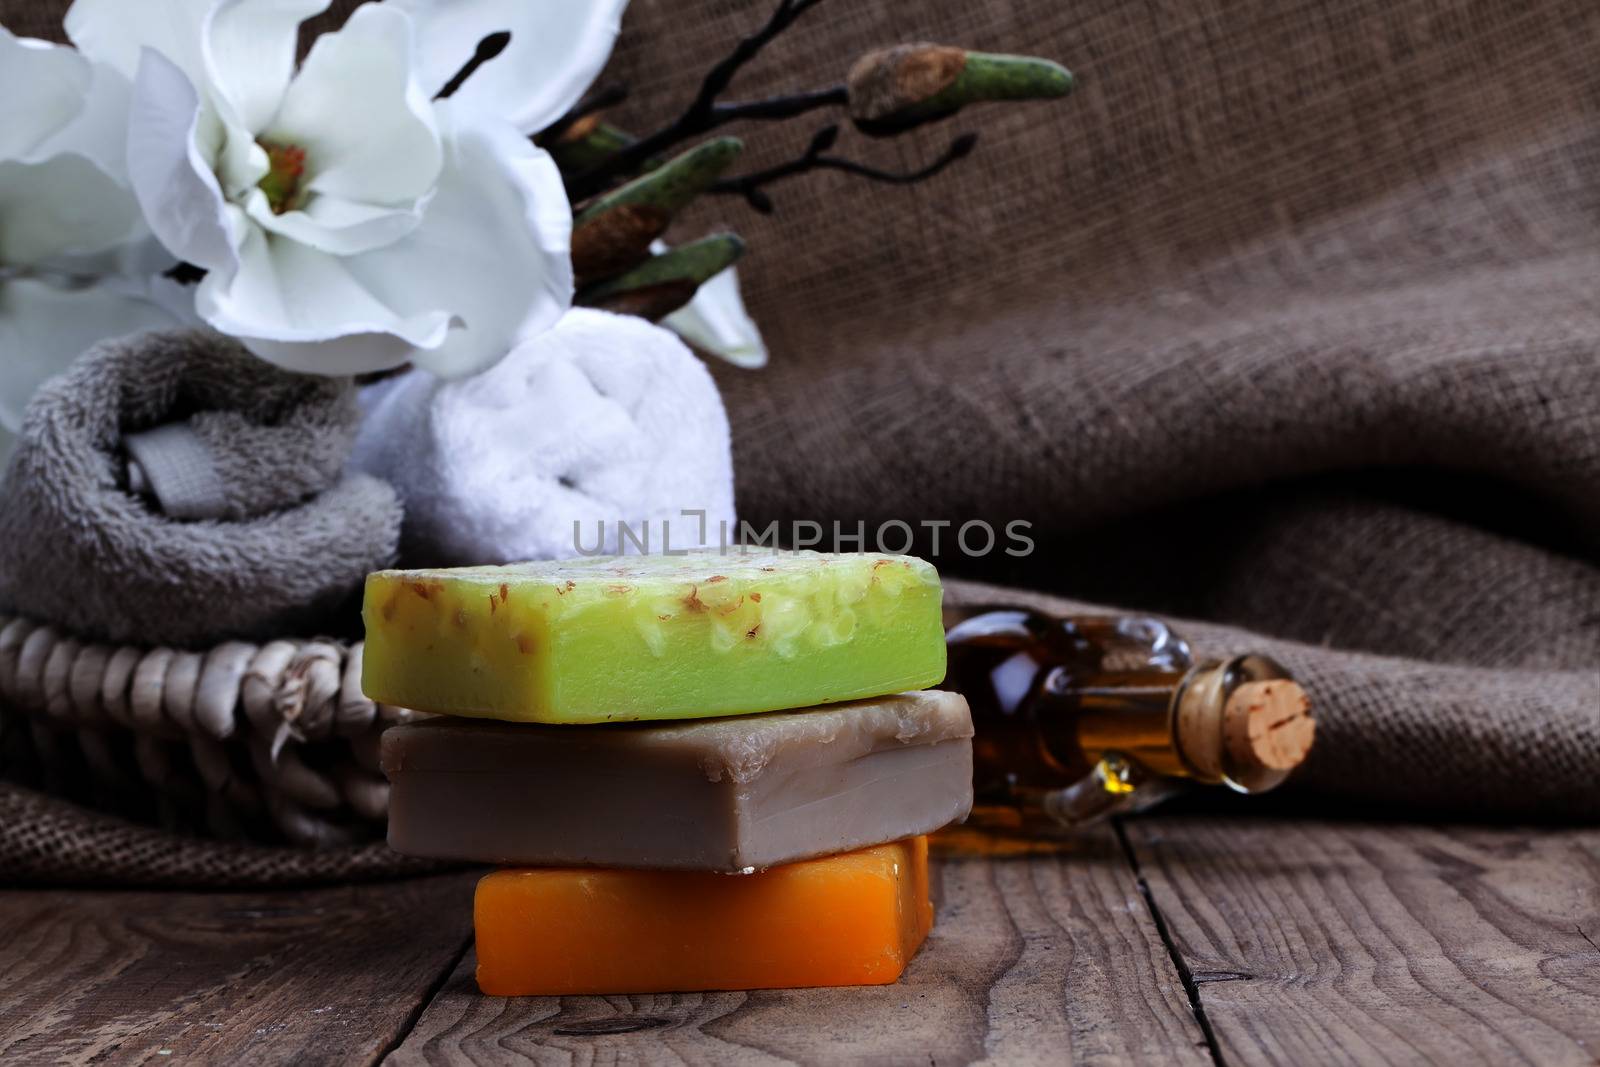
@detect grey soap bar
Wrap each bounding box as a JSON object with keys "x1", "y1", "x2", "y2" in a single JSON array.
[{"x1": 381, "y1": 690, "x2": 973, "y2": 871}]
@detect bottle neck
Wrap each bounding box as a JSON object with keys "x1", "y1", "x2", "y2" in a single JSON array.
[
  {"x1": 1064, "y1": 655, "x2": 1312, "y2": 794},
  {"x1": 1173, "y1": 655, "x2": 1312, "y2": 792}
]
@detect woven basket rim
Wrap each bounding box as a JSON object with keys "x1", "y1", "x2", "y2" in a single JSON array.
[{"x1": 0, "y1": 612, "x2": 417, "y2": 848}]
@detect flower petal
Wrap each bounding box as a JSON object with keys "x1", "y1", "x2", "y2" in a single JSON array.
[
  {"x1": 0, "y1": 276, "x2": 179, "y2": 432},
  {"x1": 663, "y1": 262, "x2": 769, "y2": 368},
  {"x1": 126, "y1": 47, "x2": 238, "y2": 273},
  {"x1": 0, "y1": 154, "x2": 143, "y2": 266},
  {"x1": 0, "y1": 26, "x2": 135, "y2": 179},
  {"x1": 65, "y1": 0, "x2": 212, "y2": 85},
  {"x1": 212, "y1": 130, "x2": 268, "y2": 201},
  {"x1": 340, "y1": 100, "x2": 574, "y2": 377},
  {"x1": 194, "y1": 221, "x2": 452, "y2": 375},
  {"x1": 0, "y1": 27, "x2": 91, "y2": 160},
  {"x1": 243, "y1": 186, "x2": 425, "y2": 256},
  {"x1": 268, "y1": 3, "x2": 442, "y2": 206},
  {"x1": 202, "y1": 0, "x2": 330, "y2": 134},
  {"x1": 47, "y1": 60, "x2": 137, "y2": 176},
  {"x1": 390, "y1": 0, "x2": 628, "y2": 133}
]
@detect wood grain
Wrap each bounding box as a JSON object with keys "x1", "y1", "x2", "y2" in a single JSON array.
[
  {"x1": 11, "y1": 818, "x2": 1590, "y2": 1065},
  {"x1": 384, "y1": 832, "x2": 1210, "y2": 1066},
  {"x1": 0, "y1": 872, "x2": 476, "y2": 1065},
  {"x1": 1123, "y1": 817, "x2": 1600, "y2": 1067}
]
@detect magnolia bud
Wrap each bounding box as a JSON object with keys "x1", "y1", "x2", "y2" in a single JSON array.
[
  {"x1": 548, "y1": 121, "x2": 645, "y2": 176},
  {"x1": 578, "y1": 234, "x2": 746, "y2": 322},
  {"x1": 848, "y1": 44, "x2": 1074, "y2": 137},
  {"x1": 570, "y1": 138, "x2": 744, "y2": 286}
]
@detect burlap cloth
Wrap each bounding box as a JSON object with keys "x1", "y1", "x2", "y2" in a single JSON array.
[{"x1": 1, "y1": 0, "x2": 1595, "y2": 886}]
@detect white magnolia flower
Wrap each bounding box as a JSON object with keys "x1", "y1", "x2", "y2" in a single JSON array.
[
  {"x1": 62, "y1": 0, "x2": 627, "y2": 377},
  {"x1": 0, "y1": 24, "x2": 179, "y2": 455}
]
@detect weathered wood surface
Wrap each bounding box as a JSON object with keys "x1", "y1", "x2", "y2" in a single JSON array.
[
  {"x1": 1123, "y1": 818, "x2": 1600, "y2": 1067},
  {"x1": 384, "y1": 828, "x2": 1207, "y2": 1067},
  {"x1": 2, "y1": 819, "x2": 1596, "y2": 1066},
  {"x1": 0, "y1": 872, "x2": 475, "y2": 1065}
]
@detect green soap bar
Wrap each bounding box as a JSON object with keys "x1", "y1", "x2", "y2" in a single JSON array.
[{"x1": 362, "y1": 552, "x2": 946, "y2": 723}]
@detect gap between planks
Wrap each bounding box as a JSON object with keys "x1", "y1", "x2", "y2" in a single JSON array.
[
  {"x1": 1123, "y1": 816, "x2": 1600, "y2": 1067},
  {"x1": 1115, "y1": 817, "x2": 1230, "y2": 1067}
]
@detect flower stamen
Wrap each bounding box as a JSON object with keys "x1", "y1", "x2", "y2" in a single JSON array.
[{"x1": 257, "y1": 142, "x2": 307, "y2": 214}]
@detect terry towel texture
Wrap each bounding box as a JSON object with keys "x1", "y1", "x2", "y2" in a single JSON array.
[
  {"x1": 0, "y1": 329, "x2": 401, "y2": 647},
  {"x1": 0, "y1": 0, "x2": 1595, "y2": 885},
  {"x1": 353, "y1": 308, "x2": 736, "y2": 566}
]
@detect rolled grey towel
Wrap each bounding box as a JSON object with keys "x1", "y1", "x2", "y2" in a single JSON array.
[{"x1": 0, "y1": 329, "x2": 403, "y2": 647}]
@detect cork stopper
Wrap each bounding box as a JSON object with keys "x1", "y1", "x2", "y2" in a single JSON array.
[
  {"x1": 1173, "y1": 657, "x2": 1313, "y2": 793},
  {"x1": 1222, "y1": 680, "x2": 1315, "y2": 775}
]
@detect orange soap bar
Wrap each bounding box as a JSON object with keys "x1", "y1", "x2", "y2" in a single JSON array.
[{"x1": 474, "y1": 837, "x2": 933, "y2": 996}]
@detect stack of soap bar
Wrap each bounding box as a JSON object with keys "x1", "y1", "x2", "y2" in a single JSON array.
[
  {"x1": 364, "y1": 551, "x2": 969, "y2": 996},
  {"x1": 382, "y1": 690, "x2": 973, "y2": 870},
  {"x1": 362, "y1": 551, "x2": 946, "y2": 722},
  {"x1": 476, "y1": 838, "x2": 933, "y2": 996}
]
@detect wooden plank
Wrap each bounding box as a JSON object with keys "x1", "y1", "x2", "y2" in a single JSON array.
[
  {"x1": 1122, "y1": 817, "x2": 1600, "y2": 1067},
  {"x1": 386, "y1": 831, "x2": 1210, "y2": 1066},
  {"x1": 0, "y1": 872, "x2": 477, "y2": 1065}
]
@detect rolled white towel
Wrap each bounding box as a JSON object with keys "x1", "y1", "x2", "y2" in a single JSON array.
[{"x1": 352, "y1": 308, "x2": 736, "y2": 566}]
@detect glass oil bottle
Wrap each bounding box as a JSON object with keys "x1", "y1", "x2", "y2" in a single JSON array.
[{"x1": 943, "y1": 607, "x2": 1315, "y2": 835}]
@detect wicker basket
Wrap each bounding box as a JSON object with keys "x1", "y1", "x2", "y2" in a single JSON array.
[{"x1": 0, "y1": 614, "x2": 423, "y2": 848}]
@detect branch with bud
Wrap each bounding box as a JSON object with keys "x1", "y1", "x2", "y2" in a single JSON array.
[{"x1": 543, "y1": 0, "x2": 1075, "y2": 324}]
